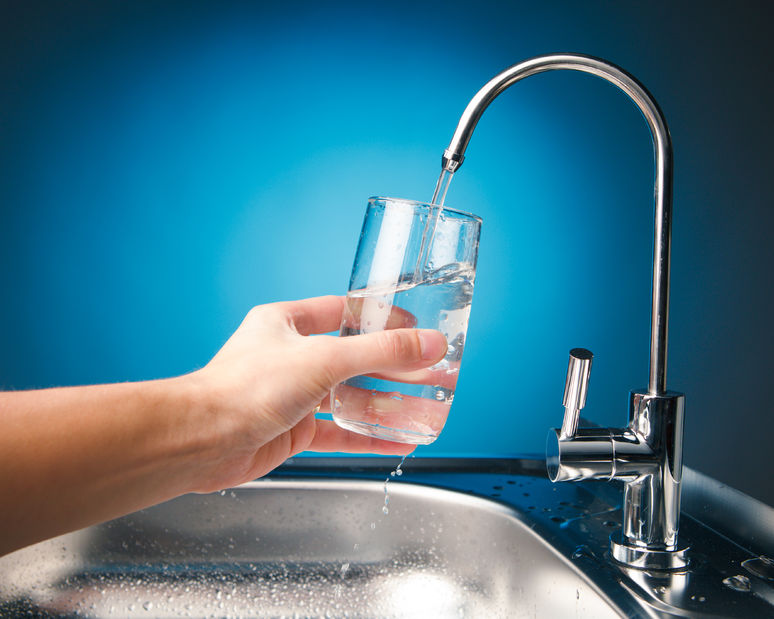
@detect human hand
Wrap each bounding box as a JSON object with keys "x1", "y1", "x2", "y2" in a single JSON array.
[{"x1": 184, "y1": 296, "x2": 447, "y2": 492}]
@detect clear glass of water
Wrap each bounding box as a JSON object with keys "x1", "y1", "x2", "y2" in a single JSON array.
[{"x1": 331, "y1": 196, "x2": 482, "y2": 445}]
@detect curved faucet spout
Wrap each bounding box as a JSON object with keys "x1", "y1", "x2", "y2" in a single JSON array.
[{"x1": 440, "y1": 53, "x2": 673, "y2": 396}]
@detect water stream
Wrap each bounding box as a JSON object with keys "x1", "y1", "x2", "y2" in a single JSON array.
[
  {"x1": 382, "y1": 454, "x2": 408, "y2": 515},
  {"x1": 413, "y1": 169, "x2": 455, "y2": 281}
]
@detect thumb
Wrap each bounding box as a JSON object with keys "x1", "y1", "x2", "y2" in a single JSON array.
[{"x1": 322, "y1": 328, "x2": 447, "y2": 383}]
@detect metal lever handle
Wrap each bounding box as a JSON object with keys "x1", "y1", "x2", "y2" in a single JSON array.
[{"x1": 560, "y1": 348, "x2": 593, "y2": 439}]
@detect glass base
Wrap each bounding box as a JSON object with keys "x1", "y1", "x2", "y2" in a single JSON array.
[{"x1": 332, "y1": 416, "x2": 438, "y2": 445}]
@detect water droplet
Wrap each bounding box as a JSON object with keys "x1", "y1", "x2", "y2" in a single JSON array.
[
  {"x1": 382, "y1": 505, "x2": 389, "y2": 514},
  {"x1": 434, "y1": 389, "x2": 445, "y2": 400},
  {"x1": 571, "y1": 545, "x2": 594, "y2": 560},
  {"x1": 396, "y1": 469, "x2": 403, "y2": 476},
  {"x1": 143, "y1": 601, "x2": 153, "y2": 611},
  {"x1": 742, "y1": 555, "x2": 774, "y2": 581},
  {"x1": 370, "y1": 522, "x2": 376, "y2": 530},
  {"x1": 723, "y1": 574, "x2": 751, "y2": 592}
]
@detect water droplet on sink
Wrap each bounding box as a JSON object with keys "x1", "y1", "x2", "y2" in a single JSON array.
[
  {"x1": 571, "y1": 545, "x2": 594, "y2": 560},
  {"x1": 723, "y1": 575, "x2": 751, "y2": 592},
  {"x1": 742, "y1": 555, "x2": 774, "y2": 581}
]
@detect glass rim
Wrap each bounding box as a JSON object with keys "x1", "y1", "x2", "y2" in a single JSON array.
[{"x1": 368, "y1": 196, "x2": 483, "y2": 224}]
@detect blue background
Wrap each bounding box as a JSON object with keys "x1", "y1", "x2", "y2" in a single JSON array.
[{"x1": 2, "y1": 1, "x2": 773, "y2": 504}]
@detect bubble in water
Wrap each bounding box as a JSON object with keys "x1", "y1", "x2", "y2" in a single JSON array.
[
  {"x1": 396, "y1": 468, "x2": 403, "y2": 476},
  {"x1": 434, "y1": 390, "x2": 445, "y2": 400}
]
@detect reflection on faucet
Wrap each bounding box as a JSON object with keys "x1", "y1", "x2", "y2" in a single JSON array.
[{"x1": 438, "y1": 54, "x2": 687, "y2": 570}]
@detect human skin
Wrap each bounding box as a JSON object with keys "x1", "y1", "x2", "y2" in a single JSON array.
[{"x1": 0, "y1": 295, "x2": 447, "y2": 556}]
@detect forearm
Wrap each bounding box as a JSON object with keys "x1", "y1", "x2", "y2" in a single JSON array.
[{"x1": 0, "y1": 377, "x2": 208, "y2": 556}]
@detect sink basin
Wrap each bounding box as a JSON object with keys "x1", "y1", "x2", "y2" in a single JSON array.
[
  {"x1": 1, "y1": 457, "x2": 772, "y2": 617},
  {"x1": 0, "y1": 478, "x2": 618, "y2": 618}
]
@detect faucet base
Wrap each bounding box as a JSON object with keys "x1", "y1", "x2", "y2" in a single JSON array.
[{"x1": 610, "y1": 535, "x2": 689, "y2": 571}]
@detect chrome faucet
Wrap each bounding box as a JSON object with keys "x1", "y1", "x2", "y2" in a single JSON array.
[{"x1": 439, "y1": 54, "x2": 687, "y2": 570}]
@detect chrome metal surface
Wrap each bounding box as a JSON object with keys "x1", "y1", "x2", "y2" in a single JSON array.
[
  {"x1": 0, "y1": 476, "x2": 620, "y2": 618},
  {"x1": 561, "y1": 348, "x2": 593, "y2": 439},
  {"x1": 2, "y1": 457, "x2": 773, "y2": 618},
  {"x1": 439, "y1": 53, "x2": 672, "y2": 396},
  {"x1": 437, "y1": 53, "x2": 686, "y2": 567},
  {"x1": 611, "y1": 535, "x2": 689, "y2": 571},
  {"x1": 549, "y1": 359, "x2": 688, "y2": 565},
  {"x1": 682, "y1": 466, "x2": 774, "y2": 555},
  {"x1": 0, "y1": 458, "x2": 774, "y2": 618}
]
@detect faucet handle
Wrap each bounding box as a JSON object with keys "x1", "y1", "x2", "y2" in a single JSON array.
[{"x1": 560, "y1": 348, "x2": 593, "y2": 439}]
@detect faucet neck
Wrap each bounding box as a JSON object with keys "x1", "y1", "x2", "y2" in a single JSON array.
[{"x1": 442, "y1": 53, "x2": 673, "y2": 395}]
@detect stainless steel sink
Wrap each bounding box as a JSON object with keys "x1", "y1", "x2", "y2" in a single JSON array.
[{"x1": 1, "y1": 457, "x2": 772, "y2": 617}]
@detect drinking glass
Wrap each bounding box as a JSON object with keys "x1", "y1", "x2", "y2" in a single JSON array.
[{"x1": 331, "y1": 196, "x2": 481, "y2": 444}]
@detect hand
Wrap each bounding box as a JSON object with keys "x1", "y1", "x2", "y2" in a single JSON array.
[{"x1": 184, "y1": 295, "x2": 448, "y2": 492}]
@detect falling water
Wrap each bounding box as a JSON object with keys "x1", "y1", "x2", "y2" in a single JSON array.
[
  {"x1": 414, "y1": 169, "x2": 455, "y2": 280},
  {"x1": 382, "y1": 455, "x2": 408, "y2": 515},
  {"x1": 431, "y1": 168, "x2": 454, "y2": 207}
]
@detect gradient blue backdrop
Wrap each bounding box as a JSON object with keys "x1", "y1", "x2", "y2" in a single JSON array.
[{"x1": 2, "y1": 1, "x2": 773, "y2": 503}]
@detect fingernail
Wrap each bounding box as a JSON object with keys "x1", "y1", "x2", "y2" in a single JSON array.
[{"x1": 418, "y1": 330, "x2": 444, "y2": 360}]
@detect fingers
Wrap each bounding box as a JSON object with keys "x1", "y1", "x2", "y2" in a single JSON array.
[
  {"x1": 305, "y1": 419, "x2": 415, "y2": 455},
  {"x1": 341, "y1": 297, "x2": 417, "y2": 331},
  {"x1": 367, "y1": 365, "x2": 460, "y2": 389},
  {"x1": 322, "y1": 328, "x2": 447, "y2": 383},
  {"x1": 279, "y1": 296, "x2": 347, "y2": 336},
  {"x1": 331, "y1": 382, "x2": 450, "y2": 438}
]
